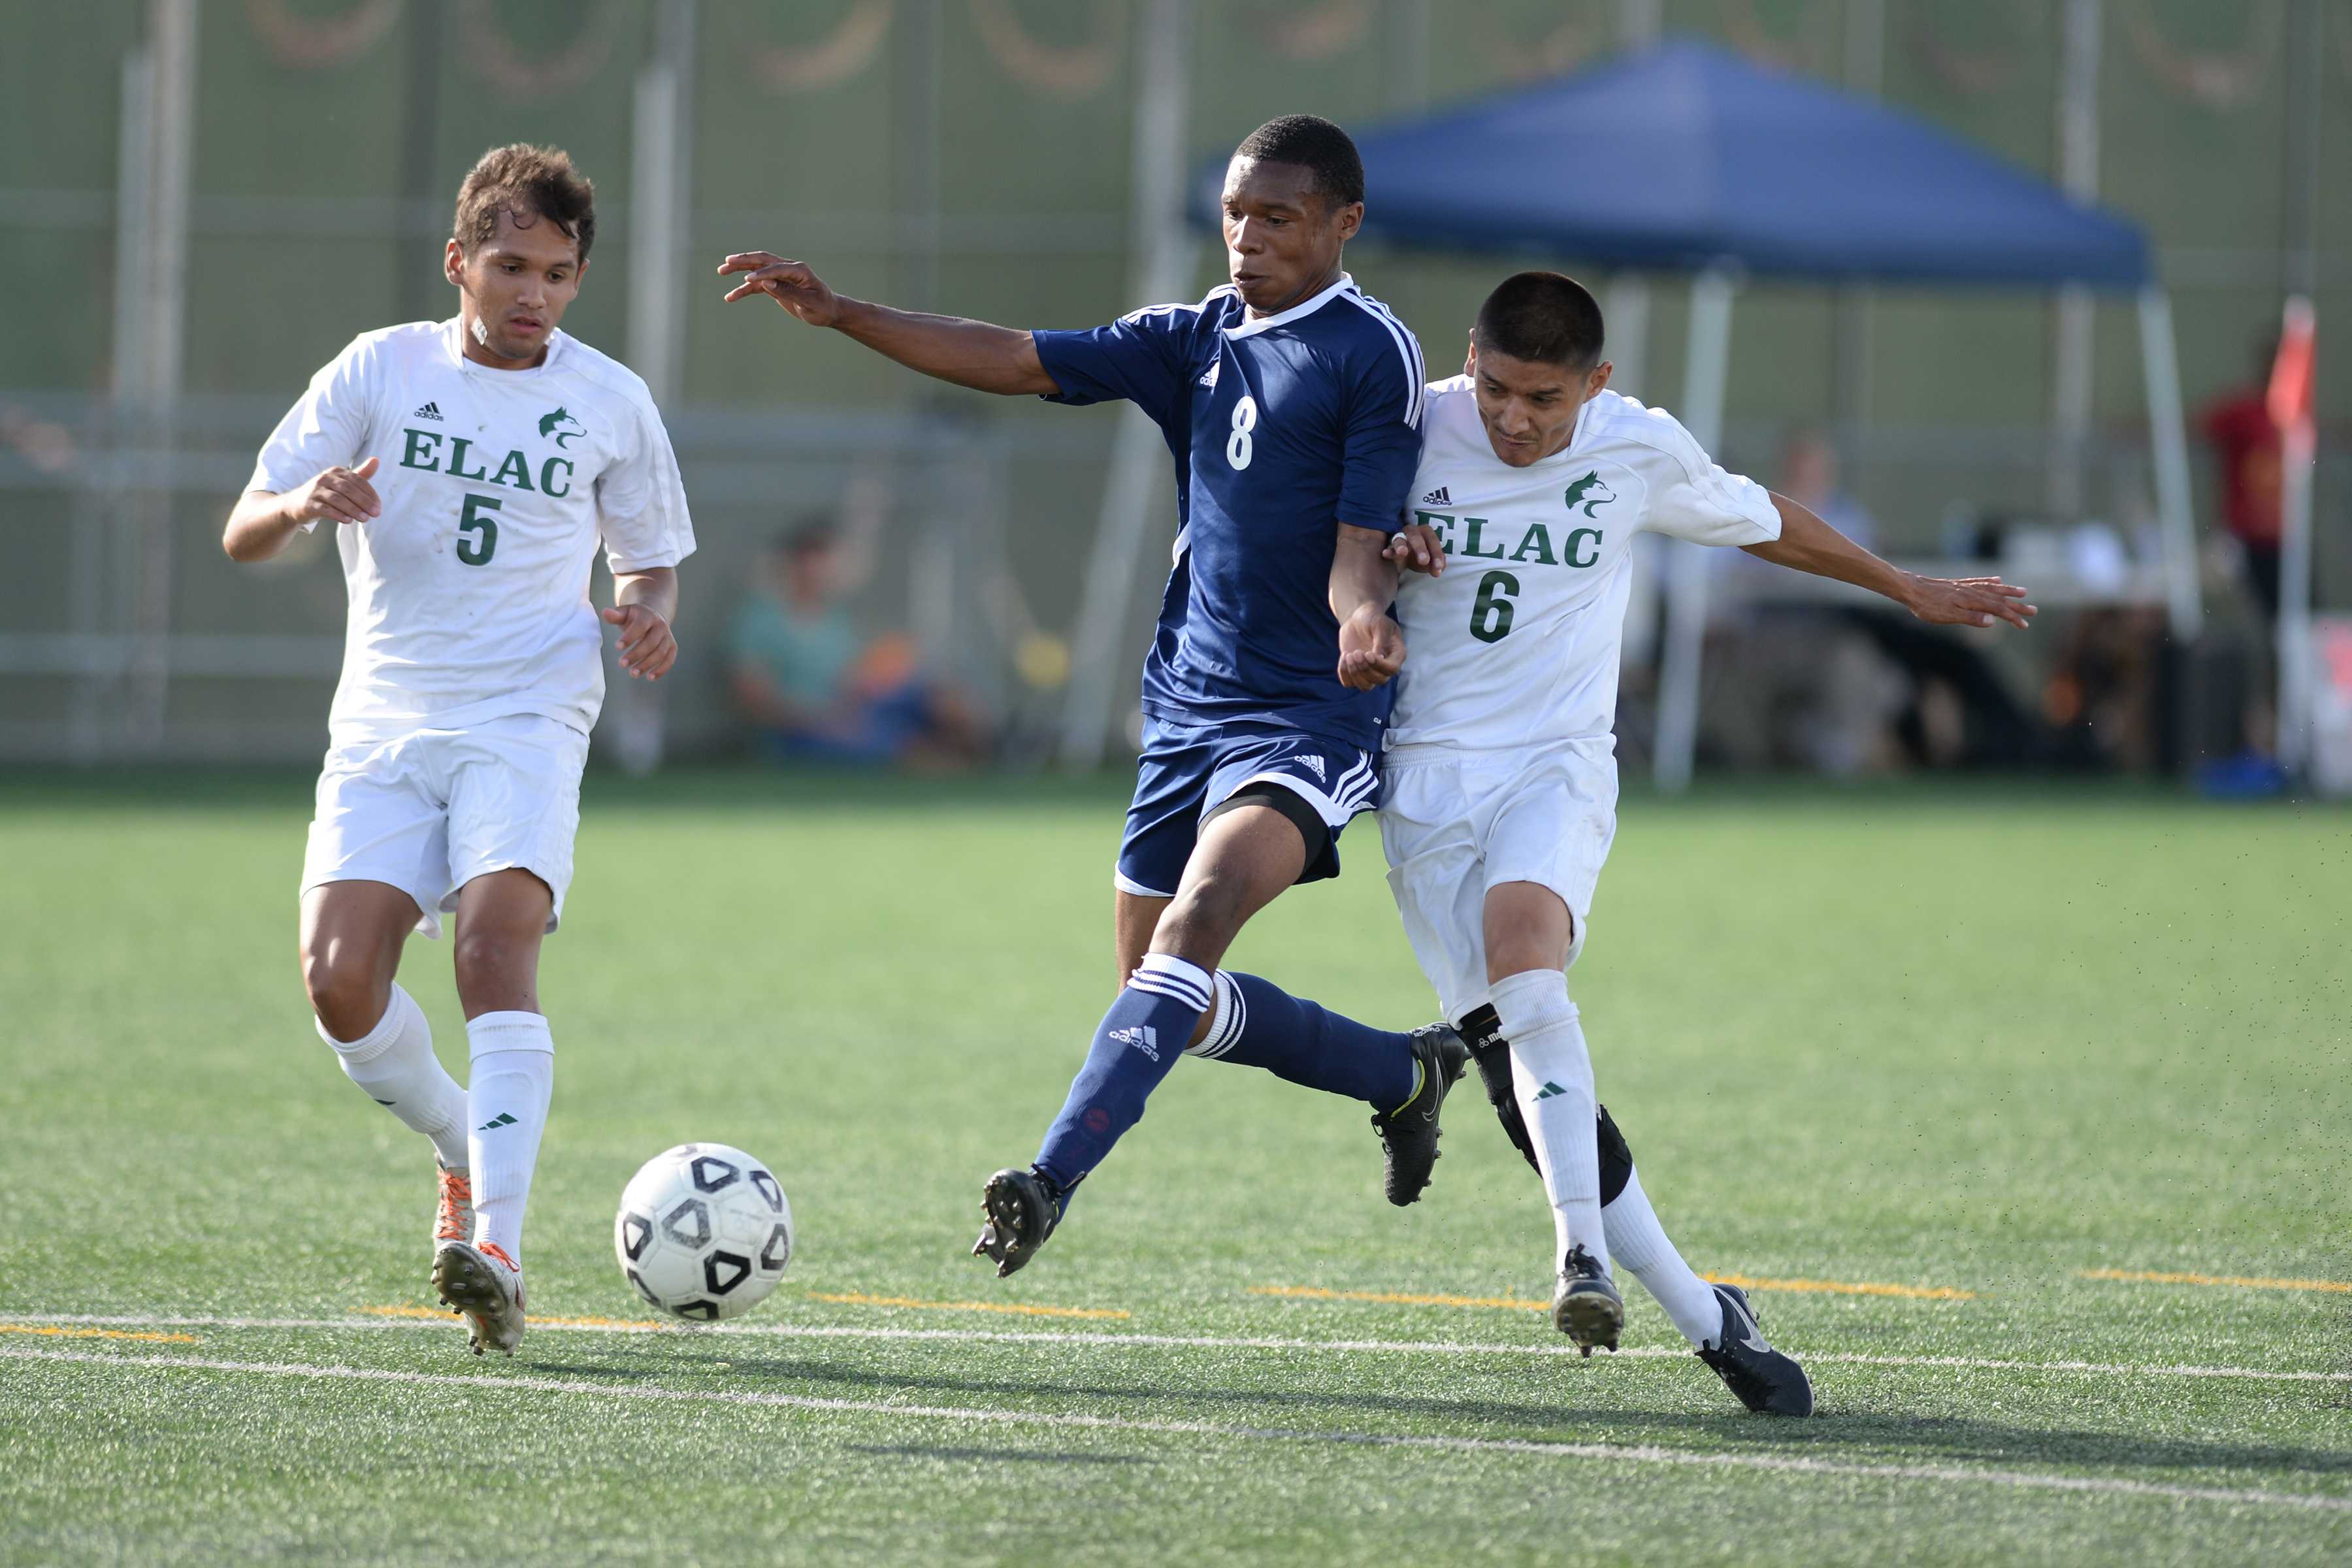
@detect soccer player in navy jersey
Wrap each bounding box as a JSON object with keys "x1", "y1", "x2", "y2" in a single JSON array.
[{"x1": 720, "y1": 116, "x2": 1467, "y2": 1276}]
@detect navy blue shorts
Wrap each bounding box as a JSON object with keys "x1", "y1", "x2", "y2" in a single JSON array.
[{"x1": 1115, "y1": 715, "x2": 1381, "y2": 898}]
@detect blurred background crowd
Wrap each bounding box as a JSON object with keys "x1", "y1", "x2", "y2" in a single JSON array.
[{"x1": 5, "y1": 1, "x2": 2344, "y2": 787}]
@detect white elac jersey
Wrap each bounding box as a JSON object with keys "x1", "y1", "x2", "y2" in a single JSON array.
[
  {"x1": 248, "y1": 319, "x2": 694, "y2": 745},
  {"x1": 1386, "y1": 377, "x2": 1780, "y2": 751}
]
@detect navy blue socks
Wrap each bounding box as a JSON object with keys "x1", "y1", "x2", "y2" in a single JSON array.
[
  {"x1": 1033, "y1": 954, "x2": 1213, "y2": 1191},
  {"x1": 1188, "y1": 970, "x2": 1417, "y2": 1111}
]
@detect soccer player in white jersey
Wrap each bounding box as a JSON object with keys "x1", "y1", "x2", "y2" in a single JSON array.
[
  {"x1": 220, "y1": 145, "x2": 694, "y2": 1356},
  {"x1": 1366, "y1": 273, "x2": 2033, "y2": 1411}
]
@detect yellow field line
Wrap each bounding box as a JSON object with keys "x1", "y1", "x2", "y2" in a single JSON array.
[
  {"x1": 807, "y1": 1292, "x2": 1131, "y2": 1322},
  {"x1": 2079, "y1": 1268, "x2": 2352, "y2": 1296},
  {"x1": 1704, "y1": 1273, "x2": 1978, "y2": 1302},
  {"x1": 364, "y1": 1295, "x2": 1132, "y2": 1327},
  {"x1": 1254, "y1": 1273, "x2": 1976, "y2": 1311},
  {"x1": 0, "y1": 1322, "x2": 198, "y2": 1344}
]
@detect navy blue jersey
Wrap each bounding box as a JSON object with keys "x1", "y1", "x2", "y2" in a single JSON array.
[{"x1": 1033, "y1": 273, "x2": 1426, "y2": 751}]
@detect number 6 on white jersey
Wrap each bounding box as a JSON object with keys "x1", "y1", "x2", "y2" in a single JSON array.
[{"x1": 1226, "y1": 395, "x2": 1258, "y2": 470}]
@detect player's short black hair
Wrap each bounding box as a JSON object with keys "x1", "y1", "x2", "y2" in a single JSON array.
[
  {"x1": 1475, "y1": 272, "x2": 1606, "y2": 372},
  {"x1": 454, "y1": 143, "x2": 596, "y2": 262},
  {"x1": 1232, "y1": 114, "x2": 1365, "y2": 210}
]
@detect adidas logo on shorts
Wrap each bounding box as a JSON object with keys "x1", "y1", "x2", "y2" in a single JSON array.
[
  {"x1": 413, "y1": 401, "x2": 444, "y2": 421},
  {"x1": 1299, "y1": 754, "x2": 1327, "y2": 782},
  {"x1": 1420, "y1": 485, "x2": 1450, "y2": 505}
]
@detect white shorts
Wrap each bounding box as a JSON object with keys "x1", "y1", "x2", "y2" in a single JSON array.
[
  {"x1": 301, "y1": 713, "x2": 589, "y2": 939},
  {"x1": 1378, "y1": 738, "x2": 1619, "y2": 1024}
]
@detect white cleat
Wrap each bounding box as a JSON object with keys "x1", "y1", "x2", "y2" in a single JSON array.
[{"x1": 432, "y1": 1238, "x2": 525, "y2": 1357}]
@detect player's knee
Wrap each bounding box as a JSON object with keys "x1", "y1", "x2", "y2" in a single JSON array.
[
  {"x1": 1158, "y1": 875, "x2": 1249, "y2": 955},
  {"x1": 451, "y1": 928, "x2": 527, "y2": 998},
  {"x1": 301, "y1": 943, "x2": 387, "y2": 1041}
]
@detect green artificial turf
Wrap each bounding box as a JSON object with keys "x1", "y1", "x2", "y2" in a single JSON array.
[{"x1": 2, "y1": 772, "x2": 2346, "y2": 1565}]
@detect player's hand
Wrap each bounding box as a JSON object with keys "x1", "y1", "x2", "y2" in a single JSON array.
[
  {"x1": 1337, "y1": 603, "x2": 1405, "y2": 691},
  {"x1": 1901, "y1": 574, "x2": 2036, "y2": 630},
  {"x1": 601, "y1": 604, "x2": 677, "y2": 680},
  {"x1": 1384, "y1": 520, "x2": 1446, "y2": 576},
  {"x1": 717, "y1": 252, "x2": 841, "y2": 327},
  {"x1": 286, "y1": 456, "x2": 382, "y2": 527}
]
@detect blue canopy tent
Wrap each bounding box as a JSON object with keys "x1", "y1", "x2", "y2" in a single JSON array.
[{"x1": 1058, "y1": 41, "x2": 2199, "y2": 786}]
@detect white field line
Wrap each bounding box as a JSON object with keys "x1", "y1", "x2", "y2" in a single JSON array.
[
  {"x1": 2, "y1": 1311, "x2": 2347, "y2": 1385},
  {"x1": 5, "y1": 1345, "x2": 2347, "y2": 1518}
]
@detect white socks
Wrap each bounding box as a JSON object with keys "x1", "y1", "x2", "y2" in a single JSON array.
[
  {"x1": 318, "y1": 983, "x2": 470, "y2": 1172},
  {"x1": 1491, "y1": 970, "x2": 1605, "y2": 1273},
  {"x1": 1603, "y1": 1167, "x2": 1726, "y2": 1348},
  {"x1": 465, "y1": 1011, "x2": 555, "y2": 1268}
]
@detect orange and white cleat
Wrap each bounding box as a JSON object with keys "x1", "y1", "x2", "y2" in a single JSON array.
[{"x1": 431, "y1": 1237, "x2": 526, "y2": 1356}]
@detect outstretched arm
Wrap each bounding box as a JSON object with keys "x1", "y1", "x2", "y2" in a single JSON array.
[
  {"x1": 1333, "y1": 523, "x2": 1405, "y2": 691},
  {"x1": 717, "y1": 252, "x2": 1056, "y2": 397},
  {"x1": 1743, "y1": 493, "x2": 2036, "y2": 630}
]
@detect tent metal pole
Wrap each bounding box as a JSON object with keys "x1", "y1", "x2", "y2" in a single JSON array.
[
  {"x1": 604, "y1": 0, "x2": 699, "y2": 778},
  {"x1": 1057, "y1": 0, "x2": 1190, "y2": 770},
  {"x1": 2048, "y1": 0, "x2": 2101, "y2": 517},
  {"x1": 1652, "y1": 267, "x2": 1737, "y2": 793},
  {"x1": 126, "y1": 0, "x2": 199, "y2": 753},
  {"x1": 2135, "y1": 288, "x2": 2202, "y2": 642}
]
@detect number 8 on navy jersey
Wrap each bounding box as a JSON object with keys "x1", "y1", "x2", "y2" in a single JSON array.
[{"x1": 1226, "y1": 395, "x2": 1258, "y2": 470}]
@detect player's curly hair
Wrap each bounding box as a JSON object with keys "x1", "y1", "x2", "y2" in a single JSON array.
[
  {"x1": 1476, "y1": 272, "x2": 1606, "y2": 371},
  {"x1": 1233, "y1": 114, "x2": 1364, "y2": 210},
  {"x1": 453, "y1": 143, "x2": 596, "y2": 261}
]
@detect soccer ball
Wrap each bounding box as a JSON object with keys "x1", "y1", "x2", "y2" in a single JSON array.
[{"x1": 613, "y1": 1143, "x2": 794, "y2": 1322}]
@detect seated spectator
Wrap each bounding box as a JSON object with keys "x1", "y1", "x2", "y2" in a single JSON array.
[
  {"x1": 727, "y1": 519, "x2": 986, "y2": 769},
  {"x1": 1703, "y1": 431, "x2": 1907, "y2": 774}
]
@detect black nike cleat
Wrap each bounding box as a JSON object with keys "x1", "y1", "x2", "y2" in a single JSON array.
[
  {"x1": 1552, "y1": 1243, "x2": 1624, "y2": 1356},
  {"x1": 1370, "y1": 1023, "x2": 1470, "y2": 1205},
  {"x1": 1696, "y1": 1282, "x2": 1814, "y2": 1416},
  {"x1": 970, "y1": 1166, "x2": 1065, "y2": 1279}
]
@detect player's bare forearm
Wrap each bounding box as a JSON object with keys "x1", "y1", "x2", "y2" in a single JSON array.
[
  {"x1": 717, "y1": 251, "x2": 1054, "y2": 396},
  {"x1": 829, "y1": 298, "x2": 1058, "y2": 397},
  {"x1": 606, "y1": 567, "x2": 679, "y2": 679},
  {"x1": 223, "y1": 456, "x2": 384, "y2": 564},
  {"x1": 1742, "y1": 493, "x2": 2034, "y2": 631},
  {"x1": 1332, "y1": 523, "x2": 1406, "y2": 691},
  {"x1": 613, "y1": 566, "x2": 678, "y2": 625},
  {"x1": 221, "y1": 491, "x2": 304, "y2": 563},
  {"x1": 1330, "y1": 523, "x2": 1400, "y2": 621},
  {"x1": 1741, "y1": 494, "x2": 1913, "y2": 600}
]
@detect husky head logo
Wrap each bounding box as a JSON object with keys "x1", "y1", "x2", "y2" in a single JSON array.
[
  {"x1": 1563, "y1": 471, "x2": 1616, "y2": 517},
  {"x1": 539, "y1": 406, "x2": 587, "y2": 449}
]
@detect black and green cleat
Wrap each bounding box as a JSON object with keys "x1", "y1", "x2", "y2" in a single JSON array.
[
  {"x1": 1552, "y1": 1243, "x2": 1624, "y2": 1357},
  {"x1": 1370, "y1": 1022, "x2": 1469, "y2": 1205},
  {"x1": 1697, "y1": 1282, "x2": 1815, "y2": 1415}
]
